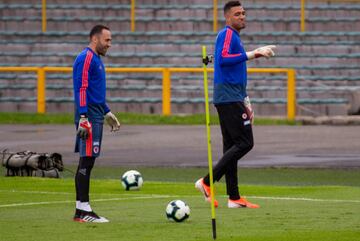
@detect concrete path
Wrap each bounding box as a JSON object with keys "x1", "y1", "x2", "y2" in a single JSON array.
[{"x1": 1, "y1": 124, "x2": 359, "y2": 168}]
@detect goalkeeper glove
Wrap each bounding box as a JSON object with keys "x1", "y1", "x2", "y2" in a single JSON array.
[
  {"x1": 77, "y1": 115, "x2": 92, "y2": 140},
  {"x1": 244, "y1": 96, "x2": 254, "y2": 124},
  {"x1": 246, "y1": 45, "x2": 276, "y2": 60},
  {"x1": 105, "y1": 112, "x2": 121, "y2": 132}
]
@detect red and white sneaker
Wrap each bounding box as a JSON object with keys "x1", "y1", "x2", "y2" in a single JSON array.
[
  {"x1": 195, "y1": 178, "x2": 218, "y2": 208},
  {"x1": 228, "y1": 197, "x2": 260, "y2": 209},
  {"x1": 73, "y1": 210, "x2": 109, "y2": 223},
  {"x1": 73, "y1": 208, "x2": 82, "y2": 222}
]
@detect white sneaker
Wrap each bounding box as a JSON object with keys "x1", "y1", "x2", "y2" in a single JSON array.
[
  {"x1": 195, "y1": 178, "x2": 218, "y2": 208},
  {"x1": 75, "y1": 210, "x2": 109, "y2": 223},
  {"x1": 227, "y1": 198, "x2": 260, "y2": 209}
]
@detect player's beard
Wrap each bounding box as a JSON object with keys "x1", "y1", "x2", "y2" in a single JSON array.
[
  {"x1": 231, "y1": 20, "x2": 245, "y2": 32},
  {"x1": 96, "y1": 44, "x2": 108, "y2": 56},
  {"x1": 238, "y1": 21, "x2": 246, "y2": 30}
]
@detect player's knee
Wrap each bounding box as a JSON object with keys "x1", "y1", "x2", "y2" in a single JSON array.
[
  {"x1": 234, "y1": 140, "x2": 253, "y2": 154},
  {"x1": 247, "y1": 139, "x2": 254, "y2": 152},
  {"x1": 78, "y1": 157, "x2": 95, "y2": 170}
]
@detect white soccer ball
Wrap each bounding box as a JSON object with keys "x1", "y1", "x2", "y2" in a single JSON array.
[
  {"x1": 121, "y1": 170, "x2": 143, "y2": 191},
  {"x1": 166, "y1": 200, "x2": 190, "y2": 222}
]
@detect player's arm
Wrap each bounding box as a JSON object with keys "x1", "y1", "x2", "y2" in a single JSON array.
[
  {"x1": 74, "y1": 51, "x2": 94, "y2": 116},
  {"x1": 74, "y1": 52, "x2": 93, "y2": 139},
  {"x1": 219, "y1": 30, "x2": 248, "y2": 66},
  {"x1": 246, "y1": 45, "x2": 276, "y2": 60}
]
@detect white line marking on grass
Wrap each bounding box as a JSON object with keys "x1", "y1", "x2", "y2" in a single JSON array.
[
  {"x1": 182, "y1": 195, "x2": 360, "y2": 204},
  {"x1": 1, "y1": 190, "x2": 359, "y2": 207},
  {"x1": 0, "y1": 200, "x2": 74, "y2": 208},
  {"x1": 0, "y1": 195, "x2": 171, "y2": 208},
  {"x1": 0, "y1": 189, "x2": 165, "y2": 196},
  {"x1": 0, "y1": 190, "x2": 73, "y2": 195},
  {"x1": 246, "y1": 196, "x2": 360, "y2": 203}
]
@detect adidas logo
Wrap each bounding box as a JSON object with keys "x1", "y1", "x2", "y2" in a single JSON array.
[
  {"x1": 79, "y1": 168, "x2": 87, "y2": 176},
  {"x1": 82, "y1": 215, "x2": 96, "y2": 222}
]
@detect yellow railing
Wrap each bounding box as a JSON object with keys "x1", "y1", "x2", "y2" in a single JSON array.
[
  {"x1": 0, "y1": 67, "x2": 296, "y2": 120},
  {"x1": 0, "y1": 67, "x2": 45, "y2": 113},
  {"x1": 168, "y1": 67, "x2": 296, "y2": 120}
]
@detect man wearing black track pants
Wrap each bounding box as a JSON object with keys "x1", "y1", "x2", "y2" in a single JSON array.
[{"x1": 195, "y1": 0, "x2": 276, "y2": 208}]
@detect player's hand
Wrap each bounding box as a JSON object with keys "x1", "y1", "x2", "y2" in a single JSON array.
[
  {"x1": 105, "y1": 112, "x2": 121, "y2": 132},
  {"x1": 77, "y1": 116, "x2": 92, "y2": 140},
  {"x1": 244, "y1": 96, "x2": 254, "y2": 124},
  {"x1": 255, "y1": 45, "x2": 276, "y2": 58},
  {"x1": 247, "y1": 45, "x2": 276, "y2": 60}
]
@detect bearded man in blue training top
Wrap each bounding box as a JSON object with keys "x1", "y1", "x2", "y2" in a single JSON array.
[{"x1": 72, "y1": 25, "x2": 121, "y2": 223}]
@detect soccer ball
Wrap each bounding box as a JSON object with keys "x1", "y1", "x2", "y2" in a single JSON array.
[
  {"x1": 166, "y1": 200, "x2": 190, "y2": 222},
  {"x1": 121, "y1": 170, "x2": 143, "y2": 191}
]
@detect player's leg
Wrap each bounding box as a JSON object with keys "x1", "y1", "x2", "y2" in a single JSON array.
[
  {"x1": 204, "y1": 103, "x2": 253, "y2": 183},
  {"x1": 203, "y1": 107, "x2": 233, "y2": 185},
  {"x1": 225, "y1": 160, "x2": 240, "y2": 200},
  {"x1": 74, "y1": 122, "x2": 108, "y2": 222},
  {"x1": 76, "y1": 121, "x2": 103, "y2": 203},
  {"x1": 76, "y1": 156, "x2": 95, "y2": 204},
  {"x1": 75, "y1": 156, "x2": 111, "y2": 222},
  {"x1": 74, "y1": 126, "x2": 82, "y2": 221},
  {"x1": 220, "y1": 116, "x2": 241, "y2": 200},
  {"x1": 195, "y1": 104, "x2": 235, "y2": 207},
  {"x1": 222, "y1": 102, "x2": 258, "y2": 208}
]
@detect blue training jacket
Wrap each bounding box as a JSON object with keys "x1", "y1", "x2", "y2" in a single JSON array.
[
  {"x1": 213, "y1": 26, "x2": 248, "y2": 104},
  {"x1": 73, "y1": 47, "x2": 110, "y2": 122}
]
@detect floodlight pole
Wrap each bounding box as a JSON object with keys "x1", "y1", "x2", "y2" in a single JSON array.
[{"x1": 202, "y1": 46, "x2": 217, "y2": 240}]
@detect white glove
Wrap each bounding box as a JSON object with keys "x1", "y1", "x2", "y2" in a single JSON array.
[
  {"x1": 247, "y1": 45, "x2": 276, "y2": 60},
  {"x1": 105, "y1": 112, "x2": 121, "y2": 132},
  {"x1": 244, "y1": 96, "x2": 254, "y2": 124}
]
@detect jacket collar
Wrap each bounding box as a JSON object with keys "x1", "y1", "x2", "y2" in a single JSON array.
[{"x1": 226, "y1": 25, "x2": 240, "y2": 36}]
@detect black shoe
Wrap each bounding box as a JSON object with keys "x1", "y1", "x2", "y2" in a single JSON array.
[
  {"x1": 76, "y1": 210, "x2": 109, "y2": 223},
  {"x1": 73, "y1": 208, "x2": 82, "y2": 222}
]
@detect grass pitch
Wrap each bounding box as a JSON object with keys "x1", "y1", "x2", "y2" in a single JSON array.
[
  {"x1": 0, "y1": 112, "x2": 299, "y2": 125},
  {"x1": 0, "y1": 167, "x2": 359, "y2": 241}
]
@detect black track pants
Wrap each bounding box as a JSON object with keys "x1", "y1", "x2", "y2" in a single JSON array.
[{"x1": 204, "y1": 102, "x2": 254, "y2": 200}]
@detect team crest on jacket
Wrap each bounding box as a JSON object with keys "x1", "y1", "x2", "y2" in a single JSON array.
[
  {"x1": 93, "y1": 146, "x2": 99, "y2": 154},
  {"x1": 242, "y1": 113, "x2": 247, "y2": 119}
]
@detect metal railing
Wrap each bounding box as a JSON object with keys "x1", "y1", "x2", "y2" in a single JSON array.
[{"x1": 0, "y1": 67, "x2": 296, "y2": 120}]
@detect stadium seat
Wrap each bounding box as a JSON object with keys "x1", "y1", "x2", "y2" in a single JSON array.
[{"x1": 0, "y1": 1, "x2": 360, "y2": 116}]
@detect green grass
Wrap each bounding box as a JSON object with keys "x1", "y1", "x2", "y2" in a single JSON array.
[
  {"x1": 0, "y1": 167, "x2": 359, "y2": 241},
  {"x1": 0, "y1": 112, "x2": 299, "y2": 125},
  {"x1": 61, "y1": 166, "x2": 360, "y2": 187}
]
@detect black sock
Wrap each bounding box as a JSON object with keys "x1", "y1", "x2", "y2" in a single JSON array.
[{"x1": 75, "y1": 156, "x2": 95, "y2": 202}]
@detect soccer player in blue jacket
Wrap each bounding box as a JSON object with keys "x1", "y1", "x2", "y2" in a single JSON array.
[
  {"x1": 196, "y1": 1, "x2": 276, "y2": 208},
  {"x1": 72, "y1": 25, "x2": 120, "y2": 223}
]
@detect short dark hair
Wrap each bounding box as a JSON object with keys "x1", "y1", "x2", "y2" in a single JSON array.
[
  {"x1": 89, "y1": 25, "x2": 110, "y2": 38},
  {"x1": 224, "y1": 1, "x2": 242, "y2": 14}
]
